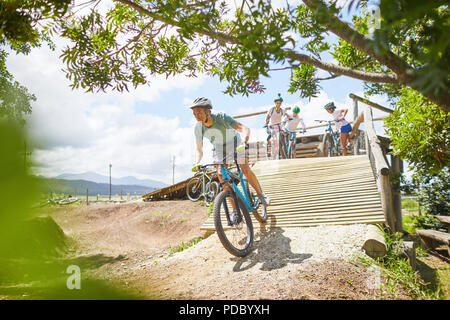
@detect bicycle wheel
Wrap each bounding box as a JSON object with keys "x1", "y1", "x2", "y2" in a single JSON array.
[
  {"x1": 186, "y1": 177, "x2": 202, "y2": 202},
  {"x1": 213, "y1": 189, "x2": 253, "y2": 257},
  {"x1": 205, "y1": 181, "x2": 219, "y2": 204},
  {"x1": 246, "y1": 185, "x2": 267, "y2": 223},
  {"x1": 291, "y1": 138, "x2": 297, "y2": 158},
  {"x1": 327, "y1": 134, "x2": 333, "y2": 157},
  {"x1": 279, "y1": 133, "x2": 288, "y2": 159}
]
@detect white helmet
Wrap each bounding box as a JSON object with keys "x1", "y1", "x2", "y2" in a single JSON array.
[{"x1": 190, "y1": 97, "x2": 212, "y2": 109}]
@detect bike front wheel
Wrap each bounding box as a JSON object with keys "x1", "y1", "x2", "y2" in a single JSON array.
[
  {"x1": 213, "y1": 189, "x2": 254, "y2": 257},
  {"x1": 186, "y1": 177, "x2": 202, "y2": 202},
  {"x1": 327, "y1": 133, "x2": 334, "y2": 157}
]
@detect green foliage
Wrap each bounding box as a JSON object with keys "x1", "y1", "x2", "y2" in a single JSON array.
[
  {"x1": 412, "y1": 215, "x2": 443, "y2": 230},
  {"x1": 0, "y1": 1, "x2": 71, "y2": 124},
  {"x1": 402, "y1": 199, "x2": 418, "y2": 212},
  {"x1": 359, "y1": 229, "x2": 439, "y2": 299},
  {"x1": 2, "y1": 0, "x2": 449, "y2": 107},
  {"x1": 0, "y1": 121, "x2": 141, "y2": 299},
  {"x1": 385, "y1": 88, "x2": 449, "y2": 175},
  {"x1": 0, "y1": 50, "x2": 35, "y2": 125},
  {"x1": 206, "y1": 202, "x2": 213, "y2": 217},
  {"x1": 288, "y1": 64, "x2": 320, "y2": 98},
  {"x1": 415, "y1": 167, "x2": 450, "y2": 216},
  {"x1": 168, "y1": 237, "x2": 202, "y2": 257}
]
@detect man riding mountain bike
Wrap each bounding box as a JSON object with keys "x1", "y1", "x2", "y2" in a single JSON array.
[
  {"x1": 264, "y1": 93, "x2": 288, "y2": 160},
  {"x1": 190, "y1": 97, "x2": 270, "y2": 221}
]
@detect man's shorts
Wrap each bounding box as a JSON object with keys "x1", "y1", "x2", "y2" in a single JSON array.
[
  {"x1": 212, "y1": 136, "x2": 248, "y2": 165},
  {"x1": 340, "y1": 123, "x2": 352, "y2": 134}
]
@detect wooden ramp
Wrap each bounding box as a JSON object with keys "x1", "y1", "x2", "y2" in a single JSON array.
[{"x1": 200, "y1": 155, "x2": 386, "y2": 231}]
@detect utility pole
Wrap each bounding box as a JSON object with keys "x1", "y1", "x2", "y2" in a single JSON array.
[
  {"x1": 109, "y1": 164, "x2": 112, "y2": 200},
  {"x1": 172, "y1": 155, "x2": 175, "y2": 185}
]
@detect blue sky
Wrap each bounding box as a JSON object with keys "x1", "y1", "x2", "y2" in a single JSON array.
[{"x1": 6, "y1": 0, "x2": 404, "y2": 185}]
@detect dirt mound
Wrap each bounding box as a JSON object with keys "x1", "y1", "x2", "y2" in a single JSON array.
[
  {"x1": 40, "y1": 201, "x2": 412, "y2": 300},
  {"x1": 45, "y1": 200, "x2": 209, "y2": 256}
]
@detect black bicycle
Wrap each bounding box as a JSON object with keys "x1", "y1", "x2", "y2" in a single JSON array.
[{"x1": 186, "y1": 166, "x2": 219, "y2": 205}]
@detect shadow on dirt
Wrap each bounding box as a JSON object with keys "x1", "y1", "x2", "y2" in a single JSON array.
[
  {"x1": 231, "y1": 215, "x2": 312, "y2": 272},
  {"x1": 62, "y1": 254, "x2": 127, "y2": 270}
]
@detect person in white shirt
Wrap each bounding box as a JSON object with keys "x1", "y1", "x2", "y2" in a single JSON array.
[
  {"x1": 284, "y1": 106, "x2": 306, "y2": 133},
  {"x1": 264, "y1": 93, "x2": 288, "y2": 159},
  {"x1": 281, "y1": 105, "x2": 306, "y2": 158},
  {"x1": 324, "y1": 102, "x2": 352, "y2": 156}
]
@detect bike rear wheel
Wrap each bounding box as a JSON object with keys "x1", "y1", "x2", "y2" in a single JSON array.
[
  {"x1": 213, "y1": 189, "x2": 253, "y2": 257},
  {"x1": 186, "y1": 177, "x2": 202, "y2": 202},
  {"x1": 279, "y1": 133, "x2": 288, "y2": 159}
]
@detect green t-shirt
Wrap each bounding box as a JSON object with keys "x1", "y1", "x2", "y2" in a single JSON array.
[{"x1": 194, "y1": 112, "x2": 239, "y2": 149}]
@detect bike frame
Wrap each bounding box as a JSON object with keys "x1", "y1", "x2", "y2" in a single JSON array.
[
  {"x1": 325, "y1": 121, "x2": 341, "y2": 156},
  {"x1": 280, "y1": 129, "x2": 297, "y2": 159},
  {"x1": 219, "y1": 162, "x2": 259, "y2": 216},
  {"x1": 193, "y1": 169, "x2": 213, "y2": 197}
]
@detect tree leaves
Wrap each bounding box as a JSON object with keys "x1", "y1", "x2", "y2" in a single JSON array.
[{"x1": 384, "y1": 87, "x2": 449, "y2": 176}]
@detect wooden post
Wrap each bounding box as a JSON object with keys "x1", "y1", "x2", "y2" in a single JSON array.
[
  {"x1": 392, "y1": 155, "x2": 403, "y2": 232},
  {"x1": 353, "y1": 98, "x2": 359, "y2": 155},
  {"x1": 86, "y1": 188, "x2": 89, "y2": 205},
  {"x1": 364, "y1": 107, "x2": 396, "y2": 232},
  {"x1": 120, "y1": 189, "x2": 123, "y2": 200}
]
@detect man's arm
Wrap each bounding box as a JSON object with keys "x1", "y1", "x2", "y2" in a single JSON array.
[
  {"x1": 233, "y1": 121, "x2": 250, "y2": 143},
  {"x1": 264, "y1": 112, "x2": 270, "y2": 126}
]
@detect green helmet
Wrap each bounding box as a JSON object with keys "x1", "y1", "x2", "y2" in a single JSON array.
[
  {"x1": 324, "y1": 102, "x2": 335, "y2": 110},
  {"x1": 274, "y1": 93, "x2": 283, "y2": 102},
  {"x1": 292, "y1": 106, "x2": 300, "y2": 113}
]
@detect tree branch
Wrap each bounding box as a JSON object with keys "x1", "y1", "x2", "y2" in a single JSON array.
[
  {"x1": 302, "y1": 0, "x2": 450, "y2": 112},
  {"x1": 114, "y1": 0, "x2": 400, "y2": 85}
]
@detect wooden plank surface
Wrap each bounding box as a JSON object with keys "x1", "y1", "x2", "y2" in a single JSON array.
[{"x1": 200, "y1": 155, "x2": 386, "y2": 231}]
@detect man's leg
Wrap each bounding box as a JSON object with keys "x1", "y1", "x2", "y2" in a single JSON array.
[
  {"x1": 240, "y1": 157, "x2": 270, "y2": 206},
  {"x1": 216, "y1": 164, "x2": 237, "y2": 209}
]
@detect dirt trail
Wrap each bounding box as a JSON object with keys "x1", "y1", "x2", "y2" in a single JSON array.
[{"x1": 44, "y1": 200, "x2": 411, "y2": 300}]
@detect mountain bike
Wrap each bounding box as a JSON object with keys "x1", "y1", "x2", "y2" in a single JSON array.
[
  {"x1": 280, "y1": 127, "x2": 306, "y2": 159},
  {"x1": 315, "y1": 119, "x2": 342, "y2": 157},
  {"x1": 186, "y1": 166, "x2": 219, "y2": 205},
  {"x1": 264, "y1": 119, "x2": 290, "y2": 159},
  {"x1": 213, "y1": 140, "x2": 267, "y2": 257}
]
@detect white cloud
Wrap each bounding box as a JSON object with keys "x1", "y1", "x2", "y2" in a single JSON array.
[{"x1": 6, "y1": 35, "x2": 205, "y2": 184}]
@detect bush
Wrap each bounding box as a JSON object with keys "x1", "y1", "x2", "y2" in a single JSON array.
[{"x1": 416, "y1": 167, "x2": 449, "y2": 217}]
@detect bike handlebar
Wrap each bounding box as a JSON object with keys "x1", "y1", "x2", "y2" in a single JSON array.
[{"x1": 264, "y1": 118, "x2": 293, "y2": 128}]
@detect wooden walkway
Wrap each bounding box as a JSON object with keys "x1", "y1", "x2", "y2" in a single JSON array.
[{"x1": 200, "y1": 155, "x2": 386, "y2": 231}]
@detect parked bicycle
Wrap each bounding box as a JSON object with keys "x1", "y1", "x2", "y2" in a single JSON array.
[
  {"x1": 213, "y1": 142, "x2": 267, "y2": 257},
  {"x1": 315, "y1": 119, "x2": 342, "y2": 157},
  {"x1": 186, "y1": 166, "x2": 219, "y2": 205}
]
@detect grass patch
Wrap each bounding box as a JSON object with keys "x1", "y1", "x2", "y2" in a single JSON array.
[
  {"x1": 402, "y1": 199, "x2": 419, "y2": 212},
  {"x1": 358, "y1": 229, "x2": 440, "y2": 300},
  {"x1": 168, "y1": 238, "x2": 203, "y2": 257},
  {"x1": 206, "y1": 203, "x2": 214, "y2": 217}
]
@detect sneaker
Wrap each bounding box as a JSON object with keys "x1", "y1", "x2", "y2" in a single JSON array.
[{"x1": 258, "y1": 193, "x2": 270, "y2": 207}]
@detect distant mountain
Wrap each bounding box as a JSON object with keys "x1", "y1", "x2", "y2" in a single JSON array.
[
  {"x1": 36, "y1": 177, "x2": 157, "y2": 196},
  {"x1": 55, "y1": 171, "x2": 168, "y2": 189}
]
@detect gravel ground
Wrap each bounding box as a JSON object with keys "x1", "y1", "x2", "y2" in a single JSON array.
[{"x1": 107, "y1": 223, "x2": 410, "y2": 300}]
